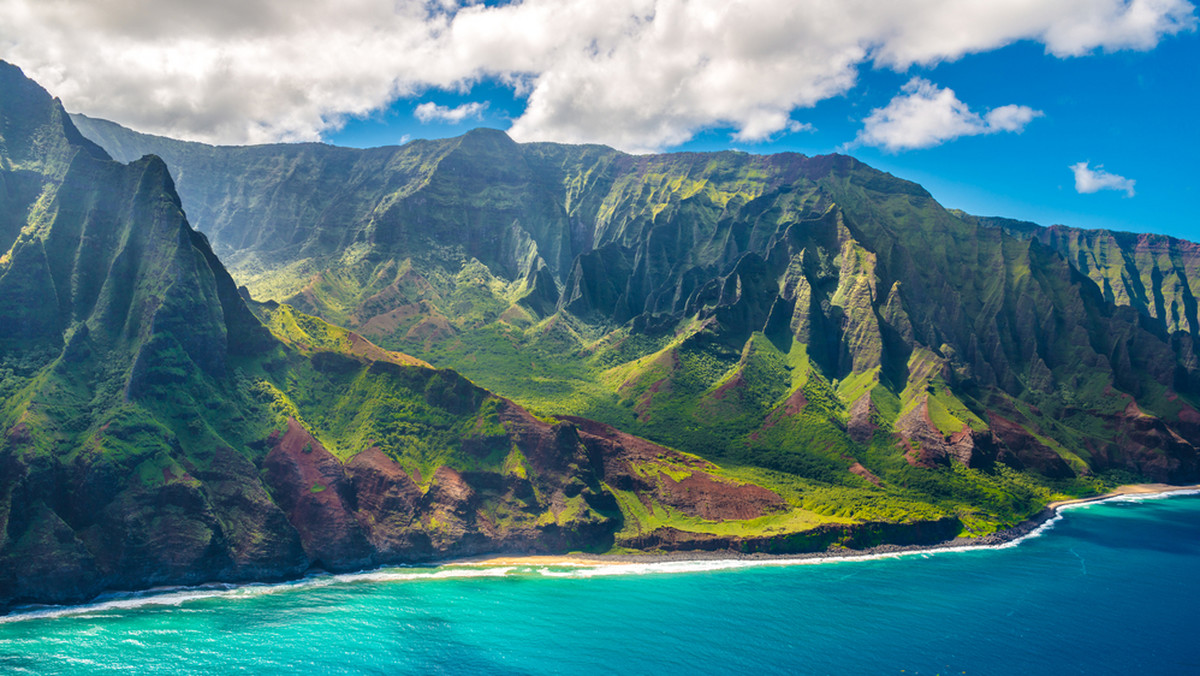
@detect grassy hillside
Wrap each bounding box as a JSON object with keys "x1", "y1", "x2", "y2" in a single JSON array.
[{"x1": 68, "y1": 106, "x2": 1200, "y2": 544}]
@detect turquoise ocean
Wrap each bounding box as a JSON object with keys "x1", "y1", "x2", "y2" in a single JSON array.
[{"x1": 3, "y1": 492, "x2": 1199, "y2": 675}]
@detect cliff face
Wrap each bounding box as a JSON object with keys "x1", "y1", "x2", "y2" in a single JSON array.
[
  {"x1": 955, "y1": 212, "x2": 1200, "y2": 339},
  {"x1": 1, "y1": 59, "x2": 287, "y2": 604},
  {"x1": 68, "y1": 114, "x2": 1200, "y2": 360}
]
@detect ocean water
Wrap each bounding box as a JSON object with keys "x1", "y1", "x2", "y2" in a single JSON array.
[{"x1": 3, "y1": 493, "x2": 1200, "y2": 675}]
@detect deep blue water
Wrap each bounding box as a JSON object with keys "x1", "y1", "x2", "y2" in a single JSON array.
[{"x1": 3, "y1": 492, "x2": 1200, "y2": 675}]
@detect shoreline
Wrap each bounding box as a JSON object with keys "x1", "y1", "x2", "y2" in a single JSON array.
[
  {"x1": 1043, "y1": 482, "x2": 1197, "y2": 509},
  {"x1": 6, "y1": 483, "x2": 1199, "y2": 619},
  {"x1": 445, "y1": 483, "x2": 1200, "y2": 569}
]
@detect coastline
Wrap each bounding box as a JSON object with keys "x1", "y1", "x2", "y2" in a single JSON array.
[
  {"x1": 6, "y1": 483, "x2": 1199, "y2": 619},
  {"x1": 1043, "y1": 482, "x2": 1198, "y2": 509},
  {"x1": 446, "y1": 483, "x2": 1200, "y2": 569}
]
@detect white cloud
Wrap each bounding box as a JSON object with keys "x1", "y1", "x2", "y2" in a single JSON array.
[
  {"x1": 1071, "y1": 161, "x2": 1136, "y2": 196},
  {"x1": 985, "y1": 104, "x2": 1043, "y2": 132},
  {"x1": 854, "y1": 78, "x2": 1042, "y2": 151},
  {"x1": 414, "y1": 101, "x2": 487, "y2": 124},
  {"x1": 0, "y1": 0, "x2": 1193, "y2": 150},
  {"x1": 731, "y1": 116, "x2": 812, "y2": 143}
]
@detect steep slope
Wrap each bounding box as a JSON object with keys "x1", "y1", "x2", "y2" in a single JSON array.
[
  {"x1": 6, "y1": 64, "x2": 923, "y2": 611},
  {"x1": 72, "y1": 115, "x2": 1200, "y2": 492},
  {"x1": 63, "y1": 96, "x2": 1200, "y2": 576},
  {"x1": 957, "y1": 211, "x2": 1200, "y2": 339},
  {"x1": 70, "y1": 112, "x2": 470, "y2": 301},
  {"x1": 70, "y1": 116, "x2": 1200, "y2": 349},
  {"x1": 72, "y1": 114, "x2": 1200, "y2": 344}
]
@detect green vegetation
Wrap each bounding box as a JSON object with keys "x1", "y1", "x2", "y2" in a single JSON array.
[
  {"x1": 68, "y1": 110, "x2": 1200, "y2": 541},
  {"x1": 607, "y1": 484, "x2": 835, "y2": 541},
  {"x1": 5, "y1": 57, "x2": 1200, "y2": 613}
]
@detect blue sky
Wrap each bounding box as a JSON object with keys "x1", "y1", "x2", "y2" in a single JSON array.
[
  {"x1": 327, "y1": 32, "x2": 1199, "y2": 240},
  {"x1": 4, "y1": 0, "x2": 1197, "y2": 240}
]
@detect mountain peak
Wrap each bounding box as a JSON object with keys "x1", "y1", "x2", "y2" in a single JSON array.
[
  {"x1": 0, "y1": 60, "x2": 108, "y2": 172},
  {"x1": 451, "y1": 126, "x2": 519, "y2": 154},
  {"x1": 462, "y1": 126, "x2": 513, "y2": 141}
]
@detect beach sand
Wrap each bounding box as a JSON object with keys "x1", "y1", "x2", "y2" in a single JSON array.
[
  {"x1": 1047, "y1": 483, "x2": 1200, "y2": 510},
  {"x1": 445, "y1": 554, "x2": 621, "y2": 567}
]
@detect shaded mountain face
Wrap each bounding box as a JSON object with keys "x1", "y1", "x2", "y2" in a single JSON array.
[
  {"x1": 4, "y1": 64, "x2": 868, "y2": 611},
  {"x1": 72, "y1": 111, "x2": 1200, "y2": 497},
  {"x1": 956, "y1": 211, "x2": 1200, "y2": 338},
  {"x1": 71, "y1": 113, "x2": 1200, "y2": 346}
]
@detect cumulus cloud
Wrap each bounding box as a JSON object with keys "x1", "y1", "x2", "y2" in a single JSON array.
[
  {"x1": 0, "y1": 0, "x2": 1193, "y2": 150},
  {"x1": 1071, "y1": 161, "x2": 1136, "y2": 196},
  {"x1": 854, "y1": 78, "x2": 1042, "y2": 151},
  {"x1": 414, "y1": 101, "x2": 487, "y2": 124},
  {"x1": 985, "y1": 104, "x2": 1043, "y2": 132},
  {"x1": 731, "y1": 117, "x2": 813, "y2": 143}
]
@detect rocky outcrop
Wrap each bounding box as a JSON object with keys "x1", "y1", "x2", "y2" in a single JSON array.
[
  {"x1": 896, "y1": 400, "x2": 995, "y2": 469},
  {"x1": 564, "y1": 416, "x2": 789, "y2": 521},
  {"x1": 345, "y1": 446, "x2": 425, "y2": 555},
  {"x1": 0, "y1": 436, "x2": 310, "y2": 608},
  {"x1": 986, "y1": 413, "x2": 1074, "y2": 478},
  {"x1": 1098, "y1": 402, "x2": 1200, "y2": 481},
  {"x1": 188, "y1": 445, "x2": 308, "y2": 577},
  {"x1": 655, "y1": 472, "x2": 787, "y2": 521},
  {"x1": 262, "y1": 419, "x2": 373, "y2": 570},
  {"x1": 846, "y1": 393, "x2": 877, "y2": 444}
]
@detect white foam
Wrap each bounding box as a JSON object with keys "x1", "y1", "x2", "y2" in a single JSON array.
[
  {"x1": 334, "y1": 566, "x2": 516, "y2": 584},
  {"x1": 0, "y1": 565, "x2": 532, "y2": 622},
  {"x1": 1062, "y1": 488, "x2": 1200, "y2": 508},
  {"x1": 0, "y1": 576, "x2": 339, "y2": 624}
]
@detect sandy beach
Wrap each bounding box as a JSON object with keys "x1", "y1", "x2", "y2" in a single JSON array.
[
  {"x1": 445, "y1": 554, "x2": 622, "y2": 567},
  {"x1": 443, "y1": 483, "x2": 1200, "y2": 569},
  {"x1": 1046, "y1": 483, "x2": 1200, "y2": 510}
]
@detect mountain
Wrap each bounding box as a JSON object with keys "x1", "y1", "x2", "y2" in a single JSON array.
[
  {"x1": 7, "y1": 62, "x2": 1199, "y2": 608},
  {"x1": 954, "y1": 210, "x2": 1200, "y2": 337},
  {"x1": 70, "y1": 111, "x2": 1200, "y2": 500},
  {"x1": 71, "y1": 113, "x2": 1200, "y2": 345},
  {"x1": 4, "y1": 63, "x2": 946, "y2": 611}
]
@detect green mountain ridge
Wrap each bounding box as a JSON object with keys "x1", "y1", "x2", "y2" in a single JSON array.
[
  {"x1": 2, "y1": 60, "x2": 1196, "y2": 610},
  {"x1": 955, "y1": 210, "x2": 1200, "y2": 337},
  {"x1": 5, "y1": 63, "x2": 931, "y2": 611},
  {"x1": 73, "y1": 111, "x2": 1200, "y2": 348},
  {"x1": 68, "y1": 111, "x2": 1200, "y2": 498}
]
